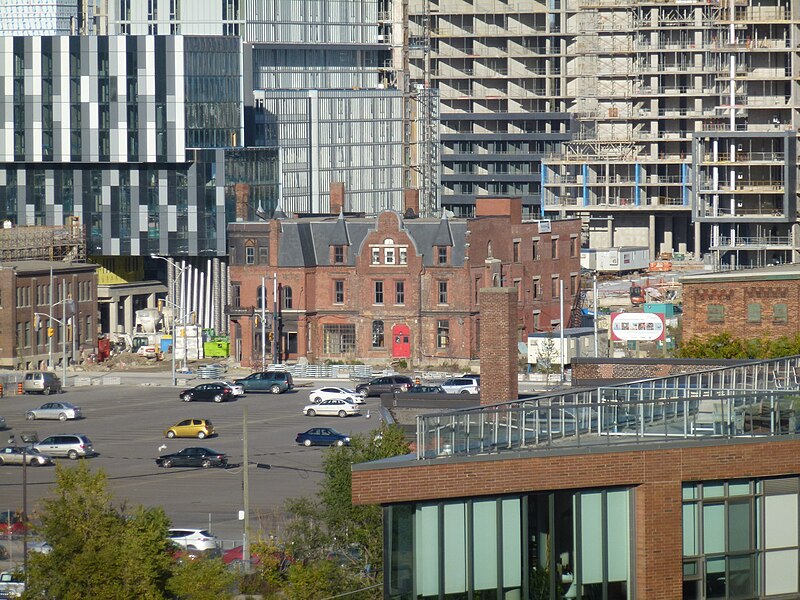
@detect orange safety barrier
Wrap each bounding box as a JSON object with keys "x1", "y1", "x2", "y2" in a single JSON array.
[
  {"x1": 17, "y1": 382, "x2": 23, "y2": 395},
  {"x1": 0, "y1": 383, "x2": 3, "y2": 396}
]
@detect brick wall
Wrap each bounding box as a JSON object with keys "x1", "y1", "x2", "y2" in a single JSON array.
[
  {"x1": 683, "y1": 278, "x2": 800, "y2": 340},
  {"x1": 570, "y1": 358, "x2": 752, "y2": 386},
  {"x1": 352, "y1": 437, "x2": 800, "y2": 599},
  {"x1": 479, "y1": 287, "x2": 518, "y2": 404}
]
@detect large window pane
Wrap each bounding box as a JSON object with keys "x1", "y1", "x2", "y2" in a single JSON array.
[
  {"x1": 765, "y1": 495, "x2": 798, "y2": 549},
  {"x1": 473, "y1": 500, "x2": 498, "y2": 591},
  {"x1": 704, "y1": 504, "x2": 725, "y2": 554},
  {"x1": 501, "y1": 498, "x2": 522, "y2": 588},
  {"x1": 580, "y1": 491, "x2": 603, "y2": 584},
  {"x1": 415, "y1": 505, "x2": 439, "y2": 596},
  {"x1": 728, "y1": 555, "x2": 753, "y2": 598},
  {"x1": 607, "y1": 489, "x2": 630, "y2": 583},
  {"x1": 765, "y1": 549, "x2": 798, "y2": 595},
  {"x1": 705, "y1": 557, "x2": 726, "y2": 599},
  {"x1": 444, "y1": 503, "x2": 467, "y2": 594},
  {"x1": 684, "y1": 503, "x2": 698, "y2": 556},
  {"x1": 727, "y1": 500, "x2": 751, "y2": 553},
  {"x1": 388, "y1": 505, "x2": 414, "y2": 597}
]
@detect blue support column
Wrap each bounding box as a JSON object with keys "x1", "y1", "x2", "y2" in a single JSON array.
[
  {"x1": 582, "y1": 164, "x2": 589, "y2": 206},
  {"x1": 682, "y1": 163, "x2": 688, "y2": 207},
  {"x1": 634, "y1": 163, "x2": 641, "y2": 206}
]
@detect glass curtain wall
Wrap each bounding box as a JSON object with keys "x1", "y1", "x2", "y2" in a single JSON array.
[
  {"x1": 683, "y1": 476, "x2": 800, "y2": 599},
  {"x1": 386, "y1": 488, "x2": 632, "y2": 600}
]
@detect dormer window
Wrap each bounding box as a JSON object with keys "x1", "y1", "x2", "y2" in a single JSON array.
[
  {"x1": 399, "y1": 248, "x2": 407, "y2": 264},
  {"x1": 372, "y1": 248, "x2": 380, "y2": 264},
  {"x1": 385, "y1": 248, "x2": 395, "y2": 264},
  {"x1": 333, "y1": 245, "x2": 345, "y2": 264},
  {"x1": 437, "y1": 246, "x2": 448, "y2": 264},
  {"x1": 369, "y1": 237, "x2": 408, "y2": 266}
]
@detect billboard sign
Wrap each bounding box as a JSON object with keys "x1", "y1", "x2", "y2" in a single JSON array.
[{"x1": 610, "y1": 312, "x2": 665, "y2": 342}]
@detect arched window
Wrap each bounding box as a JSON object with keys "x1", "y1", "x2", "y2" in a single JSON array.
[
  {"x1": 256, "y1": 285, "x2": 265, "y2": 309},
  {"x1": 283, "y1": 286, "x2": 293, "y2": 309}
]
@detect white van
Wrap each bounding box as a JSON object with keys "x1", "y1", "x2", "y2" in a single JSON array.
[{"x1": 23, "y1": 371, "x2": 62, "y2": 395}]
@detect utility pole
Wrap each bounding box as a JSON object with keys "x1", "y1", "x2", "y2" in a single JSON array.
[
  {"x1": 593, "y1": 274, "x2": 599, "y2": 358},
  {"x1": 61, "y1": 281, "x2": 67, "y2": 385},
  {"x1": 559, "y1": 279, "x2": 565, "y2": 384},
  {"x1": 48, "y1": 266, "x2": 53, "y2": 369}
]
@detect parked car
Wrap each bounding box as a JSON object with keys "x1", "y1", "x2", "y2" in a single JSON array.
[
  {"x1": 234, "y1": 371, "x2": 294, "y2": 394},
  {"x1": 0, "y1": 512, "x2": 25, "y2": 537},
  {"x1": 168, "y1": 528, "x2": 220, "y2": 552},
  {"x1": 155, "y1": 447, "x2": 227, "y2": 468},
  {"x1": 179, "y1": 383, "x2": 234, "y2": 403},
  {"x1": 164, "y1": 419, "x2": 215, "y2": 439},
  {"x1": 22, "y1": 371, "x2": 62, "y2": 395},
  {"x1": 407, "y1": 385, "x2": 447, "y2": 394},
  {"x1": 222, "y1": 545, "x2": 263, "y2": 567},
  {"x1": 34, "y1": 434, "x2": 95, "y2": 459},
  {"x1": 355, "y1": 375, "x2": 414, "y2": 398},
  {"x1": 296, "y1": 427, "x2": 351, "y2": 447},
  {"x1": 0, "y1": 446, "x2": 53, "y2": 466},
  {"x1": 0, "y1": 570, "x2": 24, "y2": 598},
  {"x1": 25, "y1": 401, "x2": 82, "y2": 421},
  {"x1": 0, "y1": 416, "x2": 5, "y2": 430},
  {"x1": 213, "y1": 380, "x2": 245, "y2": 396},
  {"x1": 440, "y1": 377, "x2": 481, "y2": 394},
  {"x1": 303, "y1": 398, "x2": 360, "y2": 418},
  {"x1": 308, "y1": 386, "x2": 364, "y2": 405}
]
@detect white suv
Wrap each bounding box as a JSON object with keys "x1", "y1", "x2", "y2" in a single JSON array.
[
  {"x1": 440, "y1": 377, "x2": 480, "y2": 395},
  {"x1": 168, "y1": 528, "x2": 220, "y2": 552}
]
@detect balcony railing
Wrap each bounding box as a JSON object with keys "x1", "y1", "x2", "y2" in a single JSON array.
[
  {"x1": 714, "y1": 235, "x2": 792, "y2": 247},
  {"x1": 416, "y1": 355, "x2": 800, "y2": 459}
]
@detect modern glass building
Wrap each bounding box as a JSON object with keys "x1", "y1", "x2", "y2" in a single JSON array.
[
  {"x1": 353, "y1": 354, "x2": 800, "y2": 599},
  {"x1": 0, "y1": 34, "x2": 279, "y2": 257}
]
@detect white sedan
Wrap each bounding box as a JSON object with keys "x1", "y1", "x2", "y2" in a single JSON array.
[
  {"x1": 308, "y1": 386, "x2": 364, "y2": 405},
  {"x1": 214, "y1": 381, "x2": 245, "y2": 396},
  {"x1": 303, "y1": 398, "x2": 361, "y2": 418},
  {"x1": 25, "y1": 401, "x2": 82, "y2": 421}
]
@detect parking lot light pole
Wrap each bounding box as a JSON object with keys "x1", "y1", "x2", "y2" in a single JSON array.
[{"x1": 151, "y1": 254, "x2": 187, "y2": 387}]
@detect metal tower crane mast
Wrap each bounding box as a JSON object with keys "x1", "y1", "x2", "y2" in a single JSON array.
[{"x1": 412, "y1": 0, "x2": 439, "y2": 217}]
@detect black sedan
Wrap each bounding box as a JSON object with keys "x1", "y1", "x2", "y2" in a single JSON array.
[
  {"x1": 179, "y1": 383, "x2": 234, "y2": 403},
  {"x1": 155, "y1": 447, "x2": 228, "y2": 468},
  {"x1": 295, "y1": 428, "x2": 351, "y2": 447},
  {"x1": 407, "y1": 385, "x2": 446, "y2": 394}
]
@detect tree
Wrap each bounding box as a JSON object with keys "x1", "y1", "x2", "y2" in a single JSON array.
[
  {"x1": 676, "y1": 332, "x2": 800, "y2": 360},
  {"x1": 22, "y1": 461, "x2": 230, "y2": 600},
  {"x1": 24, "y1": 462, "x2": 174, "y2": 600},
  {"x1": 251, "y1": 423, "x2": 410, "y2": 599}
]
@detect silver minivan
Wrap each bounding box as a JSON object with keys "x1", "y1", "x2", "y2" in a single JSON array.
[
  {"x1": 23, "y1": 371, "x2": 62, "y2": 395},
  {"x1": 34, "y1": 434, "x2": 95, "y2": 459}
]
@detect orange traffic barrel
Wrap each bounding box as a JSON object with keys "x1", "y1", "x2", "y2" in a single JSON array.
[
  {"x1": 17, "y1": 382, "x2": 23, "y2": 395},
  {"x1": 0, "y1": 383, "x2": 3, "y2": 396}
]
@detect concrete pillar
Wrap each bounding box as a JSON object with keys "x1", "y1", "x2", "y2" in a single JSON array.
[
  {"x1": 478, "y1": 287, "x2": 518, "y2": 405},
  {"x1": 146, "y1": 293, "x2": 156, "y2": 308},
  {"x1": 607, "y1": 217, "x2": 614, "y2": 247},
  {"x1": 694, "y1": 220, "x2": 702, "y2": 261},
  {"x1": 649, "y1": 213, "x2": 657, "y2": 258},
  {"x1": 109, "y1": 298, "x2": 119, "y2": 335},
  {"x1": 123, "y1": 295, "x2": 133, "y2": 333},
  {"x1": 793, "y1": 223, "x2": 800, "y2": 264},
  {"x1": 663, "y1": 215, "x2": 673, "y2": 254}
]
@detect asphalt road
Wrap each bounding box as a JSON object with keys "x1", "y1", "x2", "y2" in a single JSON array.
[{"x1": 0, "y1": 380, "x2": 383, "y2": 551}]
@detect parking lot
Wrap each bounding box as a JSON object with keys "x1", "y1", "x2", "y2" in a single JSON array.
[{"x1": 0, "y1": 378, "x2": 383, "y2": 555}]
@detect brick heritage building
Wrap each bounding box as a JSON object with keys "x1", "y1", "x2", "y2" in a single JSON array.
[
  {"x1": 680, "y1": 265, "x2": 800, "y2": 341},
  {"x1": 226, "y1": 198, "x2": 581, "y2": 367},
  {"x1": 0, "y1": 261, "x2": 99, "y2": 370}
]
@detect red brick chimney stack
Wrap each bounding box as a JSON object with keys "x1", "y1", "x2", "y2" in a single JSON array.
[{"x1": 330, "y1": 182, "x2": 345, "y2": 215}]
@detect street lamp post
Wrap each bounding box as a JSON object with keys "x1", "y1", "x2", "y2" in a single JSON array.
[{"x1": 151, "y1": 255, "x2": 188, "y2": 387}]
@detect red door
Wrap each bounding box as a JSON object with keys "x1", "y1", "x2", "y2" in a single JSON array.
[{"x1": 392, "y1": 324, "x2": 411, "y2": 358}]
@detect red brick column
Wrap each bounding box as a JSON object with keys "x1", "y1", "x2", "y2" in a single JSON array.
[{"x1": 479, "y1": 287, "x2": 518, "y2": 404}]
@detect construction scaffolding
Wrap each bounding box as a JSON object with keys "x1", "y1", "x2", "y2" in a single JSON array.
[{"x1": 0, "y1": 223, "x2": 86, "y2": 263}]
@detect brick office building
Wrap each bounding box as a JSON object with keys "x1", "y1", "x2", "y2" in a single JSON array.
[
  {"x1": 352, "y1": 354, "x2": 800, "y2": 599},
  {"x1": 681, "y1": 265, "x2": 800, "y2": 341},
  {"x1": 226, "y1": 198, "x2": 581, "y2": 367},
  {"x1": 0, "y1": 260, "x2": 99, "y2": 370}
]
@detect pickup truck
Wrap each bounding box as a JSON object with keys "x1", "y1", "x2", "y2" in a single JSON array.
[{"x1": 0, "y1": 571, "x2": 24, "y2": 598}]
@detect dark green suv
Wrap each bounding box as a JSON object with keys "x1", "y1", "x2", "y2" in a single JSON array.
[{"x1": 234, "y1": 371, "x2": 294, "y2": 394}]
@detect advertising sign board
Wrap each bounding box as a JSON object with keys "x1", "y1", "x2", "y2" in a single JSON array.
[{"x1": 610, "y1": 312, "x2": 665, "y2": 342}]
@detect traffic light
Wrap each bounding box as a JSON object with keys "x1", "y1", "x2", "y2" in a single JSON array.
[
  {"x1": 33, "y1": 314, "x2": 41, "y2": 329},
  {"x1": 47, "y1": 327, "x2": 55, "y2": 338},
  {"x1": 268, "y1": 332, "x2": 274, "y2": 341}
]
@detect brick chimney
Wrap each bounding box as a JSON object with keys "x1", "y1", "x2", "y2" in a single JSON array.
[
  {"x1": 330, "y1": 182, "x2": 345, "y2": 215},
  {"x1": 404, "y1": 189, "x2": 419, "y2": 216},
  {"x1": 479, "y1": 287, "x2": 519, "y2": 405},
  {"x1": 475, "y1": 197, "x2": 522, "y2": 225},
  {"x1": 234, "y1": 183, "x2": 251, "y2": 221}
]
